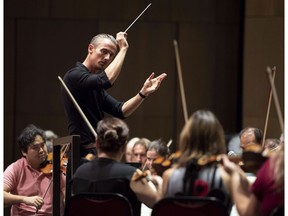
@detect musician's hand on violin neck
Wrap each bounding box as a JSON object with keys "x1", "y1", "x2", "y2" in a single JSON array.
[
  {"x1": 131, "y1": 169, "x2": 147, "y2": 182},
  {"x1": 23, "y1": 195, "x2": 44, "y2": 209}
]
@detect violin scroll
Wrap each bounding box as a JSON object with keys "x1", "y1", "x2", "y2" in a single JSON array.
[{"x1": 131, "y1": 169, "x2": 148, "y2": 182}]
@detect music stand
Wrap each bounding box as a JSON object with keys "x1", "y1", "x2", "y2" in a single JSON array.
[{"x1": 53, "y1": 135, "x2": 80, "y2": 216}]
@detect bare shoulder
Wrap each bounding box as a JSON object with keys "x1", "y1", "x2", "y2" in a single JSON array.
[
  {"x1": 159, "y1": 167, "x2": 177, "y2": 198},
  {"x1": 162, "y1": 167, "x2": 176, "y2": 181},
  {"x1": 218, "y1": 165, "x2": 232, "y2": 193}
]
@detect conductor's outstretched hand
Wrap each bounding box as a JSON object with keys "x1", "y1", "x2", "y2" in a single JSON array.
[{"x1": 140, "y1": 73, "x2": 167, "y2": 96}]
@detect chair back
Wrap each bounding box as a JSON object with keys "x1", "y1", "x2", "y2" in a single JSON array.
[
  {"x1": 270, "y1": 205, "x2": 284, "y2": 216},
  {"x1": 151, "y1": 196, "x2": 229, "y2": 216},
  {"x1": 71, "y1": 178, "x2": 141, "y2": 215},
  {"x1": 64, "y1": 193, "x2": 133, "y2": 216}
]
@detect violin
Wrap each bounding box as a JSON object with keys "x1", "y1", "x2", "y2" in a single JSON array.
[
  {"x1": 40, "y1": 142, "x2": 69, "y2": 174},
  {"x1": 241, "y1": 144, "x2": 267, "y2": 174},
  {"x1": 35, "y1": 144, "x2": 69, "y2": 214},
  {"x1": 195, "y1": 151, "x2": 267, "y2": 175},
  {"x1": 151, "y1": 151, "x2": 181, "y2": 176},
  {"x1": 152, "y1": 147, "x2": 268, "y2": 176},
  {"x1": 40, "y1": 152, "x2": 68, "y2": 175}
]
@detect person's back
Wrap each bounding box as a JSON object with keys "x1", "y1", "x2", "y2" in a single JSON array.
[
  {"x1": 160, "y1": 110, "x2": 232, "y2": 212},
  {"x1": 71, "y1": 117, "x2": 159, "y2": 216},
  {"x1": 72, "y1": 158, "x2": 141, "y2": 215},
  {"x1": 165, "y1": 161, "x2": 232, "y2": 209}
]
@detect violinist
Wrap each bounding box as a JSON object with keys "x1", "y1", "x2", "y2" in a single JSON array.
[
  {"x1": 61, "y1": 32, "x2": 167, "y2": 158},
  {"x1": 131, "y1": 138, "x2": 150, "y2": 169},
  {"x1": 239, "y1": 127, "x2": 263, "y2": 152},
  {"x1": 140, "y1": 139, "x2": 169, "y2": 215},
  {"x1": 124, "y1": 137, "x2": 140, "y2": 163},
  {"x1": 158, "y1": 110, "x2": 233, "y2": 212},
  {"x1": 145, "y1": 139, "x2": 170, "y2": 171},
  {"x1": 4, "y1": 124, "x2": 66, "y2": 216},
  {"x1": 221, "y1": 133, "x2": 284, "y2": 216},
  {"x1": 262, "y1": 137, "x2": 281, "y2": 157},
  {"x1": 71, "y1": 117, "x2": 160, "y2": 216},
  {"x1": 238, "y1": 127, "x2": 269, "y2": 174}
]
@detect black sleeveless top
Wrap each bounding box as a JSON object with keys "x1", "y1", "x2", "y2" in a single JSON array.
[{"x1": 166, "y1": 160, "x2": 233, "y2": 211}]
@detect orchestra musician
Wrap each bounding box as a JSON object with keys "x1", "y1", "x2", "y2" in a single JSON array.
[
  {"x1": 262, "y1": 137, "x2": 281, "y2": 157},
  {"x1": 124, "y1": 137, "x2": 140, "y2": 163},
  {"x1": 61, "y1": 32, "x2": 167, "y2": 158},
  {"x1": 145, "y1": 139, "x2": 170, "y2": 171},
  {"x1": 3, "y1": 124, "x2": 66, "y2": 216},
  {"x1": 156, "y1": 110, "x2": 234, "y2": 212},
  {"x1": 131, "y1": 138, "x2": 150, "y2": 169},
  {"x1": 71, "y1": 117, "x2": 160, "y2": 216},
  {"x1": 239, "y1": 127, "x2": 263, "y2": 152},
  {"x1": 221, "y1": 133, "x2": 284, "y2": 216}
]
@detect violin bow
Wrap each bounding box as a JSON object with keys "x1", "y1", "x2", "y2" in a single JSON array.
[
  {"x1": 167, "y1": 139, "x2": 172, "y2": 148},
  {"x1": 173, "y1": 40, "x2": 189, "y2": 123},
  {"x1": 124, "y1": 3, "x2": 152, "y2": 33},
  {"x1": 142, "y1": 160, "x2": 148, "y2": 172},
  {"x1": 262, "y1": 66, "x2": 276, "y2": 147},
  {"x1": 266, "y1": 66, "x2": 284, "y2": 133},
  {"x1": 35, "y1": 139, "x2": 70, "y2": 215},
  {"x1": 34, "y1": 177, "x2": 53, "y2": 215},
  {"x1": 58, "y1": 76, "x2": 98, "y2": 139}
]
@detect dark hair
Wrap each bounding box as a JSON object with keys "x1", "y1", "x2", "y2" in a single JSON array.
[
  {"x1": 254, "y1": 128, "x2": 263, "y2": 144},
  {"x1": 239, "y1": 127, "x2": 263, "y2": 144},
  {"x1": 147, "y1": 139, "x2": 170, "y2": 158},
  {"x1": 96, "y1": 117, "x2": 129, "y2": 153},
  {"x1": 17, "y1": 124, "x2": 45, "y2": 153}
]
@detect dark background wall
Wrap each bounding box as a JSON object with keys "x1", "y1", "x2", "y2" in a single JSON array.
[
  {"x1": 242, "y1": 0, "x2": 284, "y2": 136},
  {"x1": 4, "y1": 0, "x2": 245, "y2": 165},
  {"x1": 4, "y1": 0, "x2": 283, "y2": 202}
]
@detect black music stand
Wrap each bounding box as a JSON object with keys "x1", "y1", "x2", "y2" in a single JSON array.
[{"x1": 53, "y1": 135, "x2": 80, "y2": 216}]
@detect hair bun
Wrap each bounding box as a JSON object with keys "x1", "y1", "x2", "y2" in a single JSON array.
[{"x1": 104, "y1": 129, "x2": 118, "y2": 141}]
